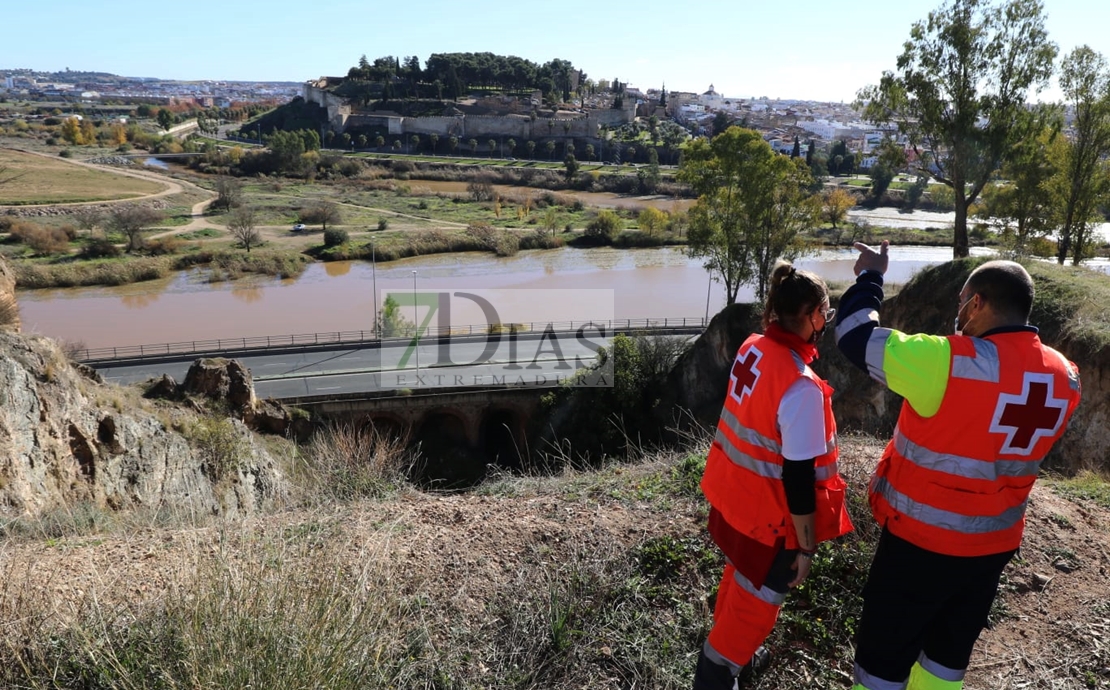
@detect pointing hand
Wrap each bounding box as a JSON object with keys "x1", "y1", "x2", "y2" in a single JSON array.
[{"x1": 853, "y1": 240, "x2": 889, "y2": 276}]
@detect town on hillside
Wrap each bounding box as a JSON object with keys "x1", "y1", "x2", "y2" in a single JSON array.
[{"x1": 0, "y1": 61, "x2": 884, "y2": 172}]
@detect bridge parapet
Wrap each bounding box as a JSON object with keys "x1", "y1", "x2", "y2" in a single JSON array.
[{"x1": 78, "y1": 317, "x2": 708, "y2": 366}]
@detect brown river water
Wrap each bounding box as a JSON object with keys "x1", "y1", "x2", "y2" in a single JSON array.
[{"x1": 17, "y1": 246, "x2": 983, "y2": 350}]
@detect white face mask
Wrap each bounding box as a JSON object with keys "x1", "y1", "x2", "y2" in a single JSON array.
[{"x1": 954, "y1": 295, "x2": 974, "y2": 336}]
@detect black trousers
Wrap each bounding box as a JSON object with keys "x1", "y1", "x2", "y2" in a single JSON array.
[{"x1": 854, "y1": 527, "x2": 1016, "y2": 682}]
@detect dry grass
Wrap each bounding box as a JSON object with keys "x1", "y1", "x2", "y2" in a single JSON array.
[
  {"x1": 0, "y1": 149, "x2": 163, "y2": 205},
  {"x1": 0, "y1": 433, "x2": 1106, "y2": 689}
]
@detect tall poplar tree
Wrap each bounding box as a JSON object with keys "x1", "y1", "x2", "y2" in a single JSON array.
[
  {"x1": 1052, "y1": 45, "x2": 1110, "y2": 265},
  {"x1": 857, "y1": 0, "x2": 1057, "y2": 258}
]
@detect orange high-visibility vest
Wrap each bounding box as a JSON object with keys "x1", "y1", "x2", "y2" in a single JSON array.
[
  {"x1": 702, "y1": 333, "x2": 853, "y2": 550},
  {"x1": 871, "y1": 332, "x2": 1080, "y2": 557}
]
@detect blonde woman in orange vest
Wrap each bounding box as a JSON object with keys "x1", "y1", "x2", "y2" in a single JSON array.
[
  {"x1": 694, "y1": 261, "x2": 854, "y2": 689},
  {"x1": 836, "y1": 242, "x2": 1081, "y2": 690}
]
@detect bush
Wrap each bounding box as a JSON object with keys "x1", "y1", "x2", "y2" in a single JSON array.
[
  {"x1": 22, "y1": 226, "x2": 71, "y2": 255},
  {"x1": 80, "y1": 238, "x2": 122, "y2": 259},
  {"x1": 58, "y1": 149, "x2": 74, "y2": 158},
  {"x1": 146, "y1": 237, "x2": 184, "y2": 255},
  {"x1": 323, "y1": 228, "x2": 349, "y2": 247},
  {"x1": 377, "y1": 218, "x2": 389, "y2": 231},
  {"x1": 584, "y1": 210, "x2": 623, "y2": 244}
]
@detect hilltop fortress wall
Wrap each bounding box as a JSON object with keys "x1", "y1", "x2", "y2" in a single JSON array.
[{"x1": 304, "y1": 78, "x2": 634, "y2": 142}]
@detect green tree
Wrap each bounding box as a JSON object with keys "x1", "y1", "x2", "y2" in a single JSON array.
[
  {"x1": 469, "y1": 138, "x2": 478, "y2": 155},
  {"x1": 488, "y1": 139, "x2": 497, "y2": 156},
  {"x1": 712, "y1": 111, "x2": 732, "y2": 136},
  {"x1": 411, "y1": 134, "x2": 421, "y2": 153},
  {"x1": 375, "y1": 135, "x2": 385, "y2": 149},
  {"x1": 506, "y1": 138, "x2": 516, "y2": 156},
  {"x1": 61, "y1": 117, "x2": 83, "y2": 144},
  {"x1": 584, "y1": 210, "x2": 622, "y2": 244},
  {"x1": 975, "y1": 120, "x2": 1059, "y2": 256},
  {"x1": 822, "y1": 188, "x2": 856, "y2": 230},
  {"x1": 268, "y1": 130, "x2": 307, "y2": 172},
  {"x1": 1051, "y1": 46, "x2": 1110, "y2": 265},
  {"x1": 678, "y1": 126, "x2": 818, "y2": 303},
  {"x1": 526, "y1": 140, "x2": 536, "y2": 159},
  {"x1": 857, "y1": 0, "x2": 1057, "y2": 258},
  {"x1": 563, "y1": 153, "x2": 579, "y2": 183},
  {"x1": 542, "y1": 207, "x2": 560, "y2": 237},
  {"x1": 429, "y1": 134, "x2": 439, "y2": 154},
  {"x1": 545, "y1": 140, "x2": 556, "y2": 159},
  {"x1": 378, "y1": 294, "x2": 414, "y2": 337},
  {"x1": 227, "y1": 205, "x2": 261, "y2": 253},
  {"x1": 157, "y1": 108, "x2": 174, "y2": 132},
  {"x1": 637, "y1": 207, "x2": 668, "y2": 237},
  {"x1": 869, "y1": 139, "x2": 907, "y2": 201}
]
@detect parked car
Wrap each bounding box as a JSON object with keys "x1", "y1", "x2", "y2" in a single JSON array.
[{"x1": 292, "y1": 223, "x2": 306, "y2": 232}]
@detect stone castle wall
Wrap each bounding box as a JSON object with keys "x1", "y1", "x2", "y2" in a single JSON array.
[{"x1": 304, "y1": 78, "x2": 636, "y2": 141}]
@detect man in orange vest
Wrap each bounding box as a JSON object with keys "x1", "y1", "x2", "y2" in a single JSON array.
[
  {"x1": 835, "y1": 242, "x2": 1081, "y2": 690},
  {"x1": 694, "y1": 262, "x2": 853, "y2": 689}
]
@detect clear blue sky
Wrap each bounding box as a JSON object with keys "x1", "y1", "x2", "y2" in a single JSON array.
[{"x1": 3, "y1": 0, "x2": 1108, "y2": 103}]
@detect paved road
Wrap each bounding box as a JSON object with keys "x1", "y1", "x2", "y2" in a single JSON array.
[{"x1": 94, "y1": 331, "x2": 642, "y2": 398}]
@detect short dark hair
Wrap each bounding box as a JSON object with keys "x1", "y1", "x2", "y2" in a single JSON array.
[
  {"x1": 763, "y1": 261, "x2": 828, "y2": 331},
  {"x1": 965, "y1": 260, "x2": 1034, "y2": 323}
]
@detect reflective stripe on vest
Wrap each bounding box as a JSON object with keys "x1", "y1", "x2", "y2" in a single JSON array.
[
  {"x1": 866, "y1": 327, "x2": 892, "y2": 385},
  {"x1": 714, "y1": 427, "x2": 840, "y2": 481},
  {"x1": 892, "y1": 426, "x2": 1043, "y2": 480},
  {"x1": 872, "y1": 475, "x2": 1027, "y2": 534},
  {"x1": 719, "y1": 404, "x2": 782, "y2": 454},
  {"x1": 1049, "y1": 347, "x2": 1081, "y2": 392},
  {"x1": 952, "y1": 338, "x2": 1000, "y2": 383},
  {"x1": 719, "y1": 405, "x2": 838, "y2": 457},
  {"x1": 835, "y1": 307, "x2": 879, "y2": 345}
]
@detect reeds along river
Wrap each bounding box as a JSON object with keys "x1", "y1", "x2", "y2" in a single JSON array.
[{"x1": 16, "y1": 245, "x2": 1019, "y2": 351}]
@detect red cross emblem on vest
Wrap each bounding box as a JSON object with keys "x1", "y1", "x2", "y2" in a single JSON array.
[
  {"x1": 989, "y1": 372, "x2": 1068, "y2": 456},
  {"x1": 730, "y1": 346, "x2": 763, "y2": 404}
]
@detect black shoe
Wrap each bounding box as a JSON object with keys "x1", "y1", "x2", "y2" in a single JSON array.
[{"x1": 735, "y1": 646, "x2": 772, "y2": 685}]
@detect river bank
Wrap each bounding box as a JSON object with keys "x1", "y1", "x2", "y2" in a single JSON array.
[{"x1": 18, "y1": 245, "x2": 1006, "y2": 350}]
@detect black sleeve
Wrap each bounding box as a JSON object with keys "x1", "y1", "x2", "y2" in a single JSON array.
[
  {"x1": 782, "y1": 458, "x2": 817, "y2": 515},
  {"x1": 835, "y1": 271, "x2": 886, "y2": 374}
]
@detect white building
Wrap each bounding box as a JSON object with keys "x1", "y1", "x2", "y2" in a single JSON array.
[{"x1": 699, "y1": 84, "x2": 725, "y2": 109}]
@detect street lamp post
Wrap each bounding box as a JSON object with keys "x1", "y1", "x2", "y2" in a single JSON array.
[
  {"x1": 371, "y1": 240, "x2": 378, "y2": 338},
  {"x1": 412, "y1": 270, "x2": 419, "y2": 377},
  {"x1": 705, "y1": 272, "x2": 712, "y2": 324}
]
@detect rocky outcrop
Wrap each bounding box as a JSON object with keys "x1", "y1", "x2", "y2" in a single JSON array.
[
  {"x1": 656, "y1": 303, "x2": 762, "y2": 435},
  {"x1": 0, "y1": 254, "x2": 20, "y2": 332},
  {"x1": 180, "y1": 358, "x2": 307, "y2": 439},
  {"x1": 0, "y1": 332, "x2": 285, "y2": 518},
  {"x1": 182, "y1": 358, "x2": 256, "y2": 411}
]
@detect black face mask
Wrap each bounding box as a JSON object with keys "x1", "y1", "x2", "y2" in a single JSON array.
[
  {"x1": 809, "y1": 321, "x2": 825, "y2": 344},
  {"x1": 809, "y1": 306, "x2": 834, "y2": 344}
]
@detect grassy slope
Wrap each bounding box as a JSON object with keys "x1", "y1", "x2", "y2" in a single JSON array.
[
  {"x1": 0, "y1": 148, "x2": 164, "y2": 204},
  {"x1": 1, "y1": 433, "x2": 1107, "y2": 689}
]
